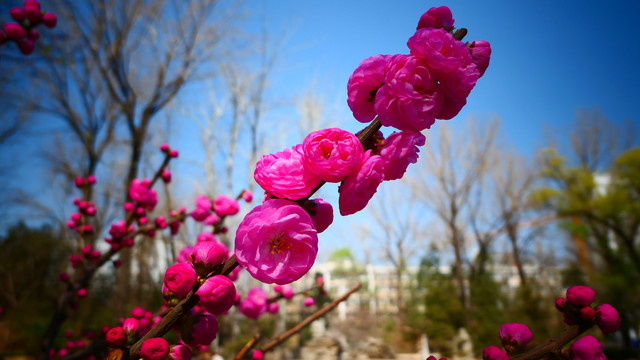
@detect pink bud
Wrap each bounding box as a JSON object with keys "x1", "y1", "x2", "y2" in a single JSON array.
[
  {"x1": 60, "y1": 272, "x2": 70, "y2": 282},
  {"x1": 273, "y1": 285, "x2": 282, "y2": 293},
  {"x1": 86, "y1": 206, "x2": 96, "y2": 216},
  {"x1": 42, "y1": 12, "x2": 57, "y2": 28},
  {"x1": 77, "y1": 288, "x2": 88, "y2": 298},
  {"x1": 71, "y1": 212, "x2": 82, "y2": 221},
  {"x1": 160, "y1": 143, "x2": 170, "y2": 152},
  {"x1": 169, "y1": 149, "x2": 179, "y2": 158},
  {"x1": 181, "y1": 313, "x2": 219, "y2": 346},
  {"x1": 24, "y1": 1, "x2": 41, "y2": 9},
  {"x1": 169, "y1": 344, "x2": 192, "y2": 360},
  {"x1": 81, "y1": 244, "x2": 92, "y2": 256},
  {"x1": 140, "y1": 337, "x2": 170, "y2": 360},
  {"x1": 113, "y1": 259, "x2": 122, "y2": 268},
  {"x1": 303, "y1": 297, "x2": 315, "y2": 307},
  {"x1": 192, "y1": 241, "x2": 227, "y2": 275},
  {"x1": 196, "y1": 275, "x2": 237, "y2": 314},
  {"x1": 87, "y1": 175, "x2": 96, "y2": 184},
  {"x1": 282, "y1": 285, "x2": 294, "y2": 299},
  {"x1": 78, "y1": 201, "x2": 88, "y2": 210},
  {"x1": 124, "y1": 202, "x2": 135, "y2": 212},
  {"x1": 67, "y1": 220, "x2": 76, "y2": 229},
  {"x1": 58, "y1": 348, "x2": 68, "y2": 357},
  {"x1": 18, "y1": 40, "x2": 34, "y2": 55},
  {"x1": 555, "y1": 297, "x2": 566, "y2": 312},
  {"x1": 90, "y1": 250, "x2": 101, "y2": 259},
  {"x1": 76, "y1": 340, "x2": 86, "y2": 348},
  {"x1": 161, "y1": 169, "x2": 171, "y2": 183},
  {"x1": 64, "y1": 330, "x2": 73, "y2": 338},
  {"x1": 164, "y1": 263, "x2": 197, "y2": 299},
  {"x1": 105, "y1": 327, "x2": 126, "y2": 348},
  {"x1": 267, "y1": 302, "x2": 279, "y2": 314},
  {"x1": 74, "y1": 176, "x2": 84, "y2": 188},
  {"x1": 595, "y1": 304, "x2": 621, "y2": 334},
  {"x1": 499, "y1": 323, "x2": 532, "y2": 354},
  {"x1": 179, "y1": 206, "x2": 186, "y2": 213},
  {"x1": 66, "y1": 340, "x2": 75, "y2": 349},
  {"x1": 10, "y1": 8, "x2": 26, "y2": 21},
  {"x1": 24, "y1": 4, "x2": 42, "y2": 22},
  {"x1": 482, "y1": 345, "x2": 508, "y2": 360},
  {"x1": 73, "y1": 197, "x2": 81, "y2": 205},
  {"x1": 122, "y1": 317, "x2": 139, "y2": 335},
  {"x1": 2, "y1": 23, "x2": 27, "y2": 41},
  {"x1": 566, "y1": 285, "x2": 596, "y2": 308},
  {"x1": 252, "y1": 350, "x2": 264, "y2": 360},
  {"x1": 580, "y1": 306, "x2": 595, "y2": 320},
  {"x1": 139, "y1": 216, "x2": 148, "y2": 225},
  {"x1": 131, "y1": 306, "x2": 146, "y2": 318},
  {"x1": 570, "y1": 335, "x2": 605, "y2": 360},
  {"x1": 82, "y1": 224, "x2": 93, "y2": 233},
  {"x1": 241, "y1": 190, "x2": 253, "y2": 202}
]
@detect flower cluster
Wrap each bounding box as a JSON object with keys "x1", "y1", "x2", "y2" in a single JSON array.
[
  {"x1": 482, "y1": 285, "x2": 621, "y2": 360},
  {"x1": 348, "y1": 5, "x2": 490, "y2": 131},
  {"x1": 1, "y1": 0, "x2": 57, "y2": 55}
]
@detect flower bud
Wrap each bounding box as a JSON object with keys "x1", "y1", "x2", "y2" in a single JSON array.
[
  {"x1": 76, "y1": 288, "x2": 88, "y2": 298},
  {"x1": 169, "y1": 149, "x2": 179, "y2": 158},
  {"x1": 10, "y1": 8, "x2": 26, "y2": 21},
  {"x1": 18, "y1": 40, "x2": 34, "y2": 55},
  {"x1": 482, "y1": 345, "x2": 508, "y2": 360},
  {"x1": 164, "y1": 263, "x2": 197, "y2": 299},
  {"x1": 160, "y1": 143, "x2": 170, "y2": 152},
  {"x1": 74, "y1": 176, "x2": 85, "y2": 188},
  {"x1": 161, "y1": 169, "x2": 171, "y2": 183},
  {"x1": 580, "y1": 306, "x2": 595, "y2": 320},
  {"x1": 252, "y1": 350, "x2": 264, "y2": 360},
  {"x1": 282, "y1": 285, "x2": 294, "y2": 299},
  {"x1": 566, "y1": 285, "x2": 596, "y2": 308},
  {"x1": 196, "y1": 275, "x2": 237, "y2": 314},
  {"x1": 499, "y1": 323, "x2": 532, "y2": 355},
  {"x1": 169, "y1": 345, "x2": 192, "y2": 360},
  {"x1": 24, "y1": 4, "x2": 42, "y2": 22},
  {"x1": 267, "y1": 302, "x2": 279, "y2": 314},
  {"x1": 122, "y1": 317, "x2": 139, "y2": 336},
  {"x1": 191, "y1": 241, "x2": 227, "y2": 276},
  {"x1": 241, "y1": 190, "x2": 253, "y2": 202},
  {"x1": 570, "y1": 335, "x2": 605, "y2": 360},
  {"x1": 105, "y1": 327, "x2": 126, "y2": 348},
  {"x1": 140, "y1": 337, "x2": 170, "y2": 360},
  {"x1": 304, "y1": 297, "x2": 315, "y2": 307},
  {"x1": 42, "y1": 12, "x2": 57, "y2": 28},
  {"x1": 181, "y1": 313, "x2": 219, "y2": 346},
  {"x1": 595, "y1": 304, "x2": 621, "y2": 334}
]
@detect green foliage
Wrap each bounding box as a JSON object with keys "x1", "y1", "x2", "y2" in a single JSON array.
[{"x1": 467, "y1": 272, "x2": 504, "y2": 354}]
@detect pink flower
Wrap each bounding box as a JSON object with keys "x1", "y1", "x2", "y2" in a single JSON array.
[
  {"x1": 235, "y1": 199, "x2": 318, "y2": 284},
  {"x1": 570, "y1": 335, "x2": 606, "y2": 360},
  {"x1": 566, "y1": 285, "x2": 596, "y2": 308},
  {"x1": 129, "y1": 179, "x2": 151, "y2": 203},
  {"x1": 595, "y1": 304, "x2": 621, "y2": 334},
  {"x1": 304, "y1": 297, "x2": 315, "y2": 307},
  {"x1": 169, "y1": 345, "x2": 192, "y2": 360},
  {"x1": 132, "y1": 307, "x2": 146, "y2": 318},
  {"x1": 347, "y1": 54, "x2": 393, "y2": 123},
  {"x1": 268, "y1": 302, "x2": 280, "y2": 314},
  {"x1": 105, "y1": 327, "x2": 126, "y2": 348},
  {"x1": 255, "y1": 145, "x2": 322, "y2": 200},
  {"x1": 302, "y1": 128, "x2": 364, "y2": 182},
  {"x1": 197, "y1": 232, "x2": 216, "y2": 242},
  {"x1": 242, "y1": 190, "x2": 253, "y2": 202},
  {"x1": 140, "y1": 337, "x2": 170, "y2": 360},
  {"x1": 24, "y1": 4, "x2": 41, "y2": 22},
  {"x1": 380, "y1": 131, "x2": 426, "y2": 180},
  {"x1": 499, "y1": 323, "x2": 533, "y2": 354},
  {"x1": 302, "y1": 198, "x2": 334, "y2": 233},
  {"x1": 42, "y1": 12, "x2": 57, "y2": 28},
  {"x1": 164, "y1": 263, "x2": 197, "y2": 299},
  {"x1": 176, "y1": 245, "x2": 194, "y2": 263},
  {"x1": 238, "y1": 287, "x2": 268, "y2": 319},
  {"x1": 417, "y1": 6, "x2": 454, "y2": 30},
  {"x1": 74, "y1": 176, "x2": 85, "y2": 187},
  {"x1": 196, "y1": 275, "x2": 237, "y2": 314},
  {"x1": 10, "y1": 8, "x2": 25, "y2": 21},
  {"x1": 580, "y1": 306, "x2": 596, "y2": 320},
  {"x1": 375, "y1": 55, "x2": 442, "y2": 131},
  {"x1": 76, "y1": 288, "x2": 88, "y2": 298},
  {"x1": 2, "y1": 23, "x2": 27, "y2": 41},
  {"x1": 469, "y1": 40, "x2": 492, "y2": 78},
  {"x1": 192, "y1": 241, "x2": 227, "y2": 276},
  {"x1": 122, "y1": 318, "x2": 139, "y2": 335},
  {"x1": 181, "y1": 314, "x2": 219, "y2": 346},
  {"x1": 252, "y1": 350, "x2": 264, "y2": 360},
  {"x1": 161, "y1": 169, "x2": 172, "y2": 183},
  {"x1": 338, "y1": 150, "x2": 385, "y2": 216},
  {"x1": 482, "y1": 345, "x2": 508, "y2": 360},
  {"x1": 282, "y1": 285, "x2": 294, "y2": 299},
  {"x1": 214, "y1": 195, "x2": 240, "y2": 217}
]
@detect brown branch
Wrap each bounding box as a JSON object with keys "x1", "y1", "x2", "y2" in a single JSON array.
[
  {"x1": 259, "y1": 283, "x2": 362, "y2": 354},
  {"x1": 510, "y1": 323, "x2": 593, "y2": 360},
  {"x1": 234, "y1": 334, "x2": 261, "y2": 360}
]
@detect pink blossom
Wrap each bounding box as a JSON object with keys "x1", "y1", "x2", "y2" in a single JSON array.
[
  {"x1": 74, "y1": 176, "x2": 84, "y2": 187},
  {"x1": 235, "y1": 199, "x2": 318, "y2": 284},
  {"x1": 196, "y1": 275, "x2": 237, "y2": 314},
  {"x1": 42, "y1": 12, "x2": 57, "y2": 28},
  {"x1": 122, "y1": 318, "x2": 139, "y2": 335},
  {"x1": 580, "y1": 306, "x2": 596, "y2": 320},
  {"x1": 482, "y1": 345, "x2": 508, "y2": 360},
  {"x1": 160, "y1": 143, "x2": 170, "y2": 152},
  {"x1": 181, "y1": 313, "x2": 219, "y2": 346},
  {"x1": 268, "y1": 302, "x2": 280, "y2": 314},
  {"x1": 595, "y1": 304, "x2": 621, "y2": 334},
  {"x1": 132, "y1": 307, "x2": 146, "y2": 318},
  {"x1": 169, "y1": 149, "x2": 179, "y2": 158},
  {"x1": 10, "y1": 8, "x2": 25, "y2": 21},
  {"x1": 273, "y1": 285, "x2": 283, "y2": 293},
  {"x1": 242, "y1": 190, "x2": 253, "y2": 202},
  {"x1": 164, "y1": 263, "x2": 197, "y2": 299},
  {"x1": 87, "y1": 175, "x2": 96, "y2": 184},
  {"x1": 197, "y1": 232, "x2": 216, "y2": 242},
  {"x1": 570, "y1": 335, "x2": 606, "y2": 360},
  {"x1": 338, "y1": 150, "x2": 385, "y2": 216},
  {"x1": 375, "y1": 55, "x2": 442, "y2": 131},
  {"x1": 566, "y1": 285, "x2": 596, "y2": 308},
  {"x1": 302, "y1": 198, "x2": 334, "y2": 233},
  {"x1": 129, "y1": 179, "x2": 151, "y2": 203},
  {"x1": 380, "y1": 131, "x2": 426, "y2": 180},
  {"x1": 169, "y1": 345, "x2": 192, "y2": 360},
  {"x1": 304, "y1": 297, "x2": 315, "y2": 307},
  {"x1": 203, "y1": 214, "x2": 220, "y2": 225},
  {"x1": 214, "y1": 195, "x2": 240, "y2": 217},
  {"x1": 191, "y1": 241, "x2": 227, "y2": 275},
  {"x1": 499, "y1": 323, "x2": 532, "y2": 354},
  {"x1": 161, "y1": 169, "x2": 172, "y2": 183},
  {"x1": 469, "y1": 40, "x2": 492, "y2": 78},
  {"x1": 254, "y1": 145, "x2": 322, "y2": 200},
  {"x1": 140, "y1": 337, "x2": 170, "y2": 360},
  {"x1": 417, "y1": 6, "x2": 454, "y2": 30},
  {"x1": 282, "y1": 285, "x2": 294, "y2": 299},
  {"x1": 105, "y1": 327, "x2": 126, "y2": 348},
  {"x1": 347, "y1": 54, "x2": 393, "y2": 123},
  {"x1": 176, "y1": 245, "x2": 194, "y2": 263},
  {"x1": 76, "y1": 288, "x2": 88, "y2": 298},
  {"x1": 252, "y1": 350, "x2": 264, "y2": 360},
  {"x1": 196, "y1": 195, "x2": 212, "y2": 210},
  {"x1": 238, "y1": 287, "x2": 268, "y2": 319},
  {"x1": 302, "y1": 128, "x2": 364, "y2": 182},
  {"x1": 24, "y1": 4, "x2": 41, "y2": 22},
  {"x1": 2, "y1": 23, "x2": 27, "y2": 41}
]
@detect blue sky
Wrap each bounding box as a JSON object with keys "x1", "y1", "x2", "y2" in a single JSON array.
[{"x1": 2, "y1": 1, "x2": 639, "y2": 265}]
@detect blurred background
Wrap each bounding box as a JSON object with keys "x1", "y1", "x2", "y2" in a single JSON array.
[{"x1": 0, "y1": 0, "x2": 638, "y2": 359}]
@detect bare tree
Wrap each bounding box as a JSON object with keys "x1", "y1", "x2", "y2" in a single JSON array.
[{"x1": 410, "y1": 118, "x2": 498, "y2": 313}]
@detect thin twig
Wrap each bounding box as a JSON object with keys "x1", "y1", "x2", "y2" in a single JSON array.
[
  {"x1": 510, "y1": 323, "x2": 593, "y2": 360},
  {"x1": 234, "y1": 334, "x2": 261, "y2": 360}
]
